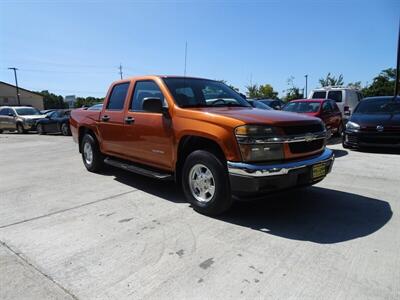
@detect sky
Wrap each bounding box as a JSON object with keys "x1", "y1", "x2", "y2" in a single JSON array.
[{"x1": 0, "y1": 0, "x2": 399, "y2": 98}]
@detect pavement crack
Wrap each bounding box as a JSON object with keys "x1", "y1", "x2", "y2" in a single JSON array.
[
  {"x1": 0, "y1": 190, "x2": 137, "y2": 229},
  {"x1": 0, "y1": 240, "x2": 79, "y2": 300}
]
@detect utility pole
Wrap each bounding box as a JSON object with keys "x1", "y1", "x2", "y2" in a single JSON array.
[
  {"x1": 394, "y1": 21, "x2": 400, "y2": 101},
  {"x1": 304, "y1": 74, "x2": 308, "y2": 98},
  {"x1": 8, "y1": 67, "x2": 21, "y2": 105},
  {"x1": 184, "y1": 41, "x2": 187, "y2": 77},
  {"x1": 118, "y1": 64, "x2": 123, "y2": 80}
]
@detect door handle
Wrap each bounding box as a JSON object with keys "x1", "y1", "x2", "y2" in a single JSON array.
[
  {"x1": 124, "y1": 116, "x2": 135, "y2": 124},
  {"x1": 101, "y1": 115, "x2": 110, "y2": 122}
]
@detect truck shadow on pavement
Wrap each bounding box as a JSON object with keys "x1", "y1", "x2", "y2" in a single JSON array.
[{"x1": 107, "y1": 168, "x2": 392, "y2": 244}]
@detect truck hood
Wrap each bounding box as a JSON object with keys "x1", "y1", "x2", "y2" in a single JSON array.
[{"x1": 186, "y1": 107, "x2": 322, "y2": 126}]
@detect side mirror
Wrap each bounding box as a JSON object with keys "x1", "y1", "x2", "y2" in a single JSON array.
[
  {"x1": 142, "y1": 97, "x2": 163, "y2": 113},
  {"x1": 8, "y1": 112, "x2": 14, "y2": 117}
]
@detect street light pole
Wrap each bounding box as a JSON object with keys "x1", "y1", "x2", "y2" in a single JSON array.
[
  {"x1": 8, "y1": 67, "x2": 21, "y2": 105},
  {"x1": 304, "y1": 74, "x2": 308, "y2": 98}
]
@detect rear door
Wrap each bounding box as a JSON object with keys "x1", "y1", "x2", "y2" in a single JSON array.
[
  {"x1": 98, "y1": 82, "x2": 131, "y2": 155},
  {"x1": 122, "y1": 80, "x2": 174, "y2": 170},
  {"x1": 327, "y1": 90, "x2": 344, "y2": 114}
]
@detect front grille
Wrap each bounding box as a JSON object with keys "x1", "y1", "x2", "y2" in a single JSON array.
[
  {"x1": 289, "y1": 139, "x2": 324, "y2": 153},
  {"x1": 282, "y1": 123, "x2": 324, "y2": 135},
  {"x1": 360, "y1": 135, "x2": 400, "y2": 145},
  {"x1": 347, "y1": 135, "x2": 358, "y2": 144}
]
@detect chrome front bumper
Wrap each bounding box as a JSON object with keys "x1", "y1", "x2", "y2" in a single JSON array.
[{"x1": 227, "y1": 148, "x2": 335, "y2": 177}]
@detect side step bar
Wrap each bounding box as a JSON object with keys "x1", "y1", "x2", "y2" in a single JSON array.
[{"x1": 104, "y1": 157, "x2": 173, "y2": 180}]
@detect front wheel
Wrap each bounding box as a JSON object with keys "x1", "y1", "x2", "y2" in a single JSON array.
[
  {"x1": 61, "y1": 123, "x2": 71, "y2": 136},
  {"x1": 16, "y1": 123, "x2": 26, "y2": 134},
  {"x1": 81, "y1": 134, "x2": 104, "y2": 172},
  {"x1": 37, "y1": 124, "x2": 46, "y2": 135},
  {"x1": 182, "y1": 150, "x2": 232, "y2": 216}
]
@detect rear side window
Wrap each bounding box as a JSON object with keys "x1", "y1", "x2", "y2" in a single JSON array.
[
  {"x1": 328, "y1": 91, "x2": 343, "y2": 102},
  {"x1": 322, "y1": 101, "x2": 333, "y2": 112},
  {"x1": 106, "y1": 82, "x2": 130, "y2": 110},
  {"x1": 312, "y1": 91, "x2": 326, "y2": 99},
  {"x1": 131, "y1": 81, "x2": 165, "y2": 111}
]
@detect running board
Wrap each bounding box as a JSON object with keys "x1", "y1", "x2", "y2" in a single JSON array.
[{"x1": 104, "y1": 157, "x2": 173, "y2": 180}]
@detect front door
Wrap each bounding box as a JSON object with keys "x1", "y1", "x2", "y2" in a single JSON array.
[
  {"x1": 122, "y1": 80, "x2": 174, "y2": 170},
  {"x1": 98, "y1": 82, "x2": 130, "y2": 156},
  {"x1": 321, "y1": 101, "x2": 335, "y2": 133}
]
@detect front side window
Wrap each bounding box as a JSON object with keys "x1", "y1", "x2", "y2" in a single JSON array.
[
  {"x1": 0, "y1": 108, "x2": 8, "y2": 116},
  {"x1": 328, "y1": 91, "x2": 343, "y2": 102},
  {"x1": 106, "y1": 82, "x2": 130, "y2": 110},
  {"x1": 163, "y1": 78, "x2": 250, "y2": 108},
  {"x1": 131, "y1": 81, "x2": 165, "y2": 111},
  {"x1": 322, "y1": 102, "x2": 333, "y2": 112}
]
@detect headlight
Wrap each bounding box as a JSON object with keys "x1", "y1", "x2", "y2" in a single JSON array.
[
  {"x1": 346, "y1": 121, "x2": 360, "y2": 131},
  {"x1": 235, "y1": 125, "x2": 284, "y2": 162}
]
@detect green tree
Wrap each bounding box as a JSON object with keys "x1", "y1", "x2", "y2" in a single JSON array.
[
  {"x1": 361, "y1": 68, "x2": 396, "y2": 97},
  {"x1": 319, "y1": 73, "x2": 344, "y2": 87},
  {"x1": 347, "y1": 81, "x2": 362, "y2": 89},
  {"x1": 245, "y1": 84, "x2": 260, "y2": 98},
  {"x1": 283, "y1": 76, "x2": 304, "y2": 101},
  {"x1": 245, "y1": 83, "x2": 278, "y2": 99},
  {"x1": 38, "y1": 90, "x2": 67, "y2": 109},
  {"x1": 74, "y1": 96, "x2": 104, "y2": 108}
]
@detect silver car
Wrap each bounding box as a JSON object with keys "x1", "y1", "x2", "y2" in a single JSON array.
[{"x1": 0, "y1": 106, "x2": 46, "y2": 134}]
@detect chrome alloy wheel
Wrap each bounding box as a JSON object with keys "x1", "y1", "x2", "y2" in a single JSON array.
[
  {"x1": 189, "y1": 164, "x2": 216, "y2": 203},
  {"x1": 83, "y1": 141, "x2": 93, "y2": 165}
]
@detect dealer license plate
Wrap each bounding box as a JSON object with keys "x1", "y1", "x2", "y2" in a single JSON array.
[{"x1": 312, "y1": 163, "x2": 326, "y2": 180}]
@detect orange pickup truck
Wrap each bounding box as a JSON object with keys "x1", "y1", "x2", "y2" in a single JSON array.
[{"x1": 70, "y1": 76, "x2": 334, "y2": 215}]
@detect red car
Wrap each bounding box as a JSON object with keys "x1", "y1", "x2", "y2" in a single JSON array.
[{"x1": 283, "y1": 99, "x2": 344, "y2": 136}]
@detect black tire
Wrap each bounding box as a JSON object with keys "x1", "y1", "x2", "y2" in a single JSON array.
[
  {"x1": 81, "y1": 134, "x2": 104, "y2": 172},
  {"x1": 335, "y1": 122, "x2": 344, "y2": 137},
  {"x1": 16, "y1": 123, "x2": 26, "y2": 134},
  {"x1": 182, "y1": 150, "x2": 232, "y2": 216},
  {"x1": 0, "y1": 129, "x2": 3, "y2": 134},
  {"x1": 61, "y1": 123, "x2": 71, "y2": 136},
  {"x1": 37, "y1": 124, "x2": 46, "y2": 135}
]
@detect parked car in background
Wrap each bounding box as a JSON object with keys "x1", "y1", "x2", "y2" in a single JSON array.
[
  {"x1": 257, "y1": 99, "x2": 285, "y2": 110},
  {"x1": 343, "y1": 96, "x2": 400, "y2": 149},
  {"x1": 0, "y1": 106, "x2": 46, "y2": 133},
  {"x1": 309, "y1": 87, "x2": 362, "y2": 119},
  {"x1": 36, "y1": 109, "x2": 72, "y2": 136},
  {"x1": 246, "y1": 99, "x2": 273, "y2": 110},
  {"x1": 283, "y1": 99, "x2": 343, "y2": 136}
]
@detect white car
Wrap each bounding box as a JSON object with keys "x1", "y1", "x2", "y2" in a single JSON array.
[{"x1": 308, "y1": 87, "x2": 363, "y2": 120}]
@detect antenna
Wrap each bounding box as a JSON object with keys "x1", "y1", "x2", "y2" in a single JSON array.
[
  {"x1": 184, "y1": 42, "x2": 187, "y2": 76},
  {"x1": 118, "y1": 63, "x2": 123, "y2": 80}
]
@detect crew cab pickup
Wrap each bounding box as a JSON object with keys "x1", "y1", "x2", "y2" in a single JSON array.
[{"x1": 70, "y1": 76, "x2": 334, "y2": 215}]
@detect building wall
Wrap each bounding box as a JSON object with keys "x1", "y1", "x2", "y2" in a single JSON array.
[{"x1": 0, "y1": 83, "x2": 44, "y2": 110}]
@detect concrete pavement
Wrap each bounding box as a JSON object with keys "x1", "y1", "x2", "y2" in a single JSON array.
[{"x1": 0, "y1": 133, "x2": 399, "y2": 299}]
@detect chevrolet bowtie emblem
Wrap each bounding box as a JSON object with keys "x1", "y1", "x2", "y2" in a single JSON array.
[{"x1": 304, "y1": 133, "x2": 315, "y2": 142}]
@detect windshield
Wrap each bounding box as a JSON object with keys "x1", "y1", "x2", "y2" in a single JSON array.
[
  {"x1": 163, "y1": 78, "x2": 250, "y2": 108},
  {"x1": 355, "y1": 98, "x2": 400, "y2": 114},
  {"x1": 283, "y1": 101, "x2": 321, "y2": 113},
  {"x1": 249, "y1": 100, "x2": 272, "y2": 110},
  {"x1": 15, "y1": 107, "x2": 41, "y2": 116}
]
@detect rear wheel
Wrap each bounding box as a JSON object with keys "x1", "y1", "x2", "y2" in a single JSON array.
[
  {"x1": 16, "y1": 123, "x2": 26, "y2": 134},
  {"x1": 0, "y1": 129, "x2": 3, "y2": 134},
  {"x1": 37, "y1": 124, "x2": 46, "y2": 135},
  {"x1": 61, "y1": 123, "x2": 70, "y2": 136},
  {"x1": 182, "y1": 150, "x2": 232, "y2": 215},
  {"x1": 81, "y1": 134, "x2": 104, "y2": 172}
]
